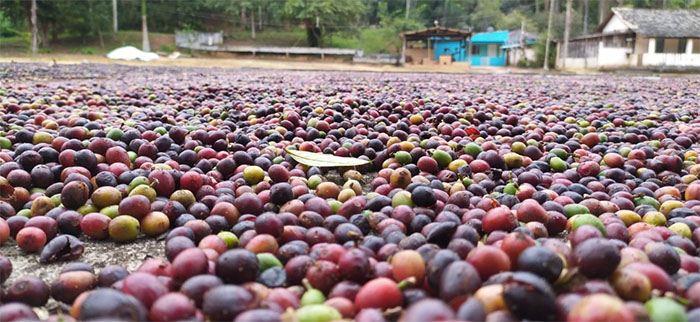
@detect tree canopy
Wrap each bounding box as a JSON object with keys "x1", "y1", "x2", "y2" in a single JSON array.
[{"x1": 2, "y1": 0, "x2": 699, "y2": 47}]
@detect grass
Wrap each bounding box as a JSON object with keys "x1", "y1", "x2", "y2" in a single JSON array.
[
  {"x1": 0, "y1": 31, "x2": 174, "y2": 55},
  {"x1": 327, "y1": 28, "x2": 400, "y2": 54},
  {"x1": 0, "y1": 36, "x2": 28, "y2": 52}
]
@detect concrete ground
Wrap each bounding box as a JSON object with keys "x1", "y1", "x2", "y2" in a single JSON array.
[{"x1": 0, "y1": 53, "x2": 560, "y2": 75}]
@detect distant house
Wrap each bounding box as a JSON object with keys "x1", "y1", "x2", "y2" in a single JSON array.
[
  {"x1": 398, "y1": 27, "x2": 536, "y2": 67},
  {"x1": 465, "y1": 30, "x2": 537, "y2": 67},
  {"x1": 469, "y1": 30, "x2": 509, "y2": 66},
  {"x1": 557, "y1": 8, "x2": 700, "y2": 70},
  {"x1": 399, "y1": 27, "x2": 472, "y2": 65},
  {"x1": 504, "y1": 30, "x2": 539, "y2": 66}
]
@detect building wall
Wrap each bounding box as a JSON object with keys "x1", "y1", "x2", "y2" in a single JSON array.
[
  {"x1": 559, "y1": 57, "x2": 599, "y2": 69},
  {"x1": 470, "y1": 43, "x2": 505, "y2": 66},
  {"x1": 562, "y1": 34, "x2": 700, "y2": 69},
  {"x1": 405, "y1": 48, "x2": 429, "y2": 64},
  {"x1": 602, "y1": 15, "x2": 630, "y2": 33},
  {"x1": 640, "y1": 37, "x2": 700, "y2": 54},
  {"x1": 434, "y1": 40, "x2": 466, "y2": 61},
  {"x1": 598, "y1": 46, "x2": 632, "y2": 66},
  {"x1": 642, "y1": 53, "x2": 700, "y2": 67},
  {"x1": 506, "y1": 48, "x2": 536, "y2": 65}
]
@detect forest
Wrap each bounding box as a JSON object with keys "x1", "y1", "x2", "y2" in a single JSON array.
[{"x1": 1, "y1": 0, "x2": 699, "y2": 54}]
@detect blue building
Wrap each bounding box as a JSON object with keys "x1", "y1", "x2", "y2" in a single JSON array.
[
  {"x1": 399, "y1": 27, "x2": 472, "y2": 65},
  {"x1": 469, "y1": 30, "x2": 509, "y2": 66},
  {"x1": 426, "y1": 30, "x2": 509, "y2": 66},
  {"x1": 414, "y1": 30, "x2": 536, "y2": 67},
  {"x1": 400, "y1": 27, "x2": 536, "y2": 67}
]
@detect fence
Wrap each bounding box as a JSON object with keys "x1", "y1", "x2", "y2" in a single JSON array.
[{"x1": 175, "y1": 31, "x2": 224, "y2": 47}]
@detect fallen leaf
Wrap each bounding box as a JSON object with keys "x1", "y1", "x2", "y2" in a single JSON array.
[{"x1": 285, "y1": 148, "x2": 370, "y2": 167}]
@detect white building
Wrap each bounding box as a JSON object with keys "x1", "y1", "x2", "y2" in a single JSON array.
[
  {"x1": 504, "y1": 29, "x2": 539, "y2": 66},
  {"x1": 557, "y1": 8, "x2": 700, "y2": 70}
]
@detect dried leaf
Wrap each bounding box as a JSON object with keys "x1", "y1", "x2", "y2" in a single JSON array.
[{"x1": 284, "y1": 148, "x2": 370, "y2": 167}]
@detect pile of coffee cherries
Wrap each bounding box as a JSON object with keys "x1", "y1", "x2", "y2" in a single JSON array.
[{"x1": 0, "y1": 63, "x2": 699, "y2": 321}]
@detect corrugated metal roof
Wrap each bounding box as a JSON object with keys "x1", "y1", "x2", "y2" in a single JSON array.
[
  {"x1": 471, "y1": 31, "x2": 510, "y2": 44},
  {"x1": 399, "y1": 27, "x2": 472, "y2": 40}
]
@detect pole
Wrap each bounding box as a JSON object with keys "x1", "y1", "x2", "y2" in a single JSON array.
[
  {"x1": 428, "y1": 37, "x2": 432, "y2": 62},
  {"x1": 405, "y1": 0, "x2": 410, "y2": 19},
  {"x1": 30, "y1": 0, "x2": 38, "y2": 54},
  {"x1": 258, "y1": 6, "x2": 262, "y2": 31},
  {"x1": 520, "y1": 20, "x2": 525, "y2": 59},
  {"x1": 467, "y1": 36, "x2": 472, "y2": 68},
  {"x1": 401, "y1": 37, "x2": 407, "y2": 64},
  {"x1": 562, "y1": 0, "x2": 572, "y2": 70},
  {"x1": 141, "y1": 0, "x2": 150, "y2": 52},
  {"x1": 544, "y1": 0, "x2": 554, "y2": 70},
  {"x1": 113, "y1": 0, "x2": 118, "y2": 32}
]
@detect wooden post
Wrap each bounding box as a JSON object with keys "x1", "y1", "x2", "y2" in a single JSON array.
[
  {"x1": 428, "y1": 37, "x2": 432, "y2": 62},
  {"x1": 686, "y1": 39, "x2": 693, "y2": 54},
  {"x1": 467, "y1": 36, "x2": 472, "y2": 68},
  {"x1": 401, "y1": 37, "x2": 407, "y2": 64}
]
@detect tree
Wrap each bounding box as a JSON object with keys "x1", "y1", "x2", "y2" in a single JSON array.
[
  {"x1": 499, "y1": 10, "x2": 536, "y2": 30},
  {"x1": 470, "y1": 0, "x2": 504, "y2": 31},
  {"x1": 440, "y1": 0, "x2": 477, "y2": 29},
  {"x1": 582, "y1": 0, "x2": 589, "y2": 34},
  {"x1": 142, "y1": 0, "x2": 150, "y2": 51},
  {"x1": 30, "y1": 0, "x2": 37, "y2": 54},
  {"x1": 113, "y1": 0, "x2": 118, "y2": 32},
  {"x1": 599, "y1": 0, "x2": 608, "y2": 24},
  {"x1": 284, "y1": 0, "x2": 365, "y2": 47},
  {"x1": 562, "y1": 0, "x2": 572, "y2": 69},
  {"x1": 544, "y1": 0, "x2": 554, "y2": 69}
]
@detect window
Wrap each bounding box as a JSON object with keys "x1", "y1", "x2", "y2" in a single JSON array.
[
  {"x1": 471, "y1": 45, "x2": 480, "y2": 55},
  {"x1": 655, "y1": 38, "x2": 664, "y2": 53},
  {"x1": 679, "y1": 39, "x2": 687, "y2": 53},
  {"x1": 604, "y1": 35, "x2": 627, "y2": 48}
]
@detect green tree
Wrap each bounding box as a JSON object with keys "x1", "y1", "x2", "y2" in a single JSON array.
[
  {"x1": 470, "y1": 0, "x2": 505, "y2": 31},
  {"x1": 284, "y1": 0, "x2": 365, "y2": 47},
  {"x1": 499, "y1": 9, "x2": 536, "y2": 30}
]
